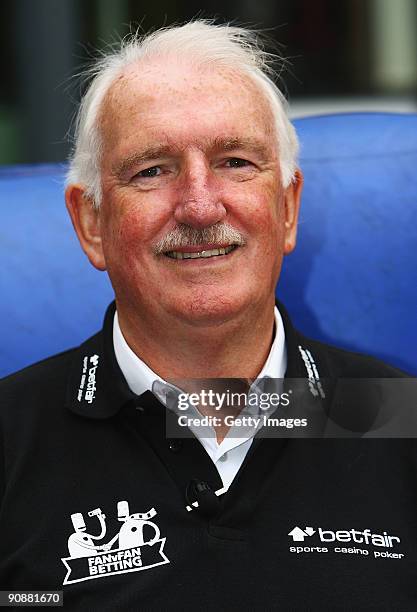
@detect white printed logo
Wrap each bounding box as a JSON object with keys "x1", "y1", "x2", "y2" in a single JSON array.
[
  {"x1": 77, "y1": 354, "x2": 100, "y2": 404},
  {"x1": 288, "y1": 524, "x2": 404, "y2": 560},
  {"x1": 288, "y1": 526, "x2": 316, "y2": 541},
  {"x1": 62, "y1": 500, "x2": 169, "y2": 585},
  {"x1": 298, "y1": 346, "x2": 326, "y2": 399}
]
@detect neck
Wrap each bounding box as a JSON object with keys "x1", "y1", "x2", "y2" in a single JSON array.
[{"x1": 116, "y1": 298, "x2": 276, "y2": 381}]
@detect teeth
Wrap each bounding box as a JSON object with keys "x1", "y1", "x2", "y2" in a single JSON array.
[{"x1": 166, "y1": 245, "x2": 236, "y2": 260}]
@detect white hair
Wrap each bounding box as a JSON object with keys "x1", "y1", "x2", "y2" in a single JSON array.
[{"x1": 66, "y1": 20, "x2": 299, "y2": 207}]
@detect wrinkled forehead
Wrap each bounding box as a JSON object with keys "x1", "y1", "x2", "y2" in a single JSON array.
[{"x1": 98, "y1": 58, "x2": 277, "y2": 153}]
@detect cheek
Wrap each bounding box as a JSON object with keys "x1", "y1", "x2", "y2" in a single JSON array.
[
  {"x1": 244, "y1": 187, "x2": 285, "y2": 253},
  {"x1": 99, "y1": 207, "x2": 142, "y2": 283},
  {"x1": 103, "y1": 201, "x2": 163, "y2": 258},
  {"x1": 118, "y1": 214, "x2": 146, "y2": 246}
]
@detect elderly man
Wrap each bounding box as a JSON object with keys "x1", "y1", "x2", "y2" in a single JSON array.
[{"x1": 0, "y1": 20, "x2": 414, "y2": 610}]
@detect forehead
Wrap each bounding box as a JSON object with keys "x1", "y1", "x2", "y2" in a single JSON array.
[{"x1": 99, "y1": 59, "x2": 276, "y2": 157}]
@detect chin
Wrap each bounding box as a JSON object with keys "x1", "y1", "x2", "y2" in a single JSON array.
[{"x1": 168, "y1": 291, "x2": 250, "y2": 327}]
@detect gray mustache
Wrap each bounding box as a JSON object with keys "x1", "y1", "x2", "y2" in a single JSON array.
[{"x1": 154, "y1": 224, "x2": 246, "y2": 254}]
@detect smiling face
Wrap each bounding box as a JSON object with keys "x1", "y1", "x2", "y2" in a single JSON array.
[{"x1": 67, "y1": 59, "x2": 302, "y2": 330}]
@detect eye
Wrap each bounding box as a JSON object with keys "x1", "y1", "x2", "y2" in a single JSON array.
[
  {"x1": 137, "y1": 166, "x2": 162, "y2": 178},
  {"x1": 225, "y1": 158, "x2": 252, "y2": 168}
]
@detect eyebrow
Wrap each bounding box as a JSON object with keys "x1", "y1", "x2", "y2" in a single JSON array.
[
  {"x1": 113, "y1": 136, "x2": 271, "y2": 176},
  {"x1": 113, "y1": 146, "x2": 177, "y2": 176},
  {"x1": 212, "y1": 137, "x2": 270, "y2": 157}
]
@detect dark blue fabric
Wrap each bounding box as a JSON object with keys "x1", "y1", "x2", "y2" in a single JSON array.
[{"x1": 1, "y1": 112, "x2": 416, "y2": 376}]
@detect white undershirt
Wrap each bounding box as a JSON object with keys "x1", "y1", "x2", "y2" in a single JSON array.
[{"x1": 113, "y1": 309, "x2": 286, "y2": 490}]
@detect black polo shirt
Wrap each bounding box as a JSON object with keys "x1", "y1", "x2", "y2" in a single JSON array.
[{"x1": 0, "y1": 303, "x2": 415, "y2": 611}]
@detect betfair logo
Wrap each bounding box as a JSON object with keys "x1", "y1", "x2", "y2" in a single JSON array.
[
  {"x1": 288, "y1": 525, "x2": 404, "y2": 560},
  {"x1": 288, "y1": 526, "x2": 400, "y2": 547}
]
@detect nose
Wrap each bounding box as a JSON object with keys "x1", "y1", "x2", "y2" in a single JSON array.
[{"x1": 173, "y1": 156, "x2": 226, "y2": 229}]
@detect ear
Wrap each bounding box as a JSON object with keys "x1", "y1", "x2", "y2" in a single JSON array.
[
  {"x1": 283, "y1": 169, "x2": 303, "y2": 255},
  {"x1": 65, "y1": 184, "x2": 107, "y2": 271}
]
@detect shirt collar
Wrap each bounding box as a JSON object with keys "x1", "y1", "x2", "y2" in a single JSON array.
[
  {"x1": 65, "y1": 301, "x2": 315, "y2": 419},
  {"x1": 65, "y1": 302, "x2": 137, "y2": 419},
  {"x1": 113, "y1": 306, "x2": 287, "y2": 397},
  {"x1": 113, "y1": 310, "x2": 164, "y2": 397}
]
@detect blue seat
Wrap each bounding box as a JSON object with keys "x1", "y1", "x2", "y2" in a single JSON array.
[{"x1": 1, "y1": 112, "x2": 416, "y2": 377}]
